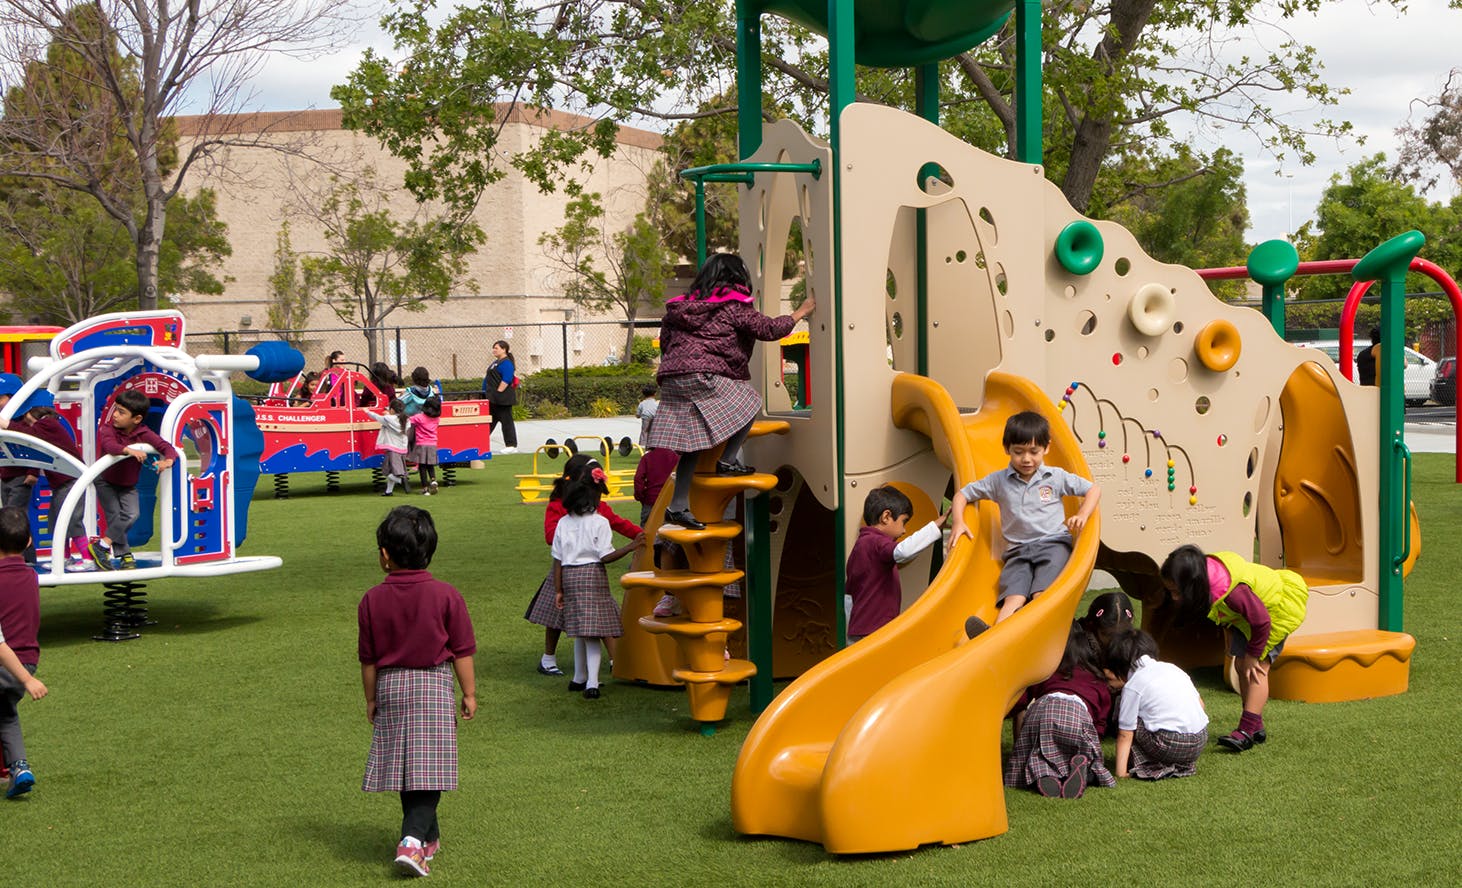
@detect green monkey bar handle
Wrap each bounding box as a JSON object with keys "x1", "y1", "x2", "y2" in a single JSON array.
[
  {"x1": 1393, "y1": 439, "x2": 1413, "y2": 570},
  {"x1": 679, "y1": 160, "x2": 823, "y2": 183}
]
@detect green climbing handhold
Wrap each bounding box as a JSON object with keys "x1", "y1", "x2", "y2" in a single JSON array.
[
  {"x1": 1055, "y1": 220, "x2": 1104, "y2": 276},
  {"x1": 1352, "y1": 230, "x2": 1426, "y2": 282},
  {"x1": 1246, "y1": 239, "x2": 1299, "y2": 287}
]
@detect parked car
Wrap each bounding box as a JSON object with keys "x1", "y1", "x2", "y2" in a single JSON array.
[
  {"x1": 1432, "y1": 356, "x2": 1456, "y2": 406},
  {"x1": 1295, "y1": 341, "x2": 1436, "y2": 406}
]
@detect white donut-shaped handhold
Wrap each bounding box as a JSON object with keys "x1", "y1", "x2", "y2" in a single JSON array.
[{"x1": 1128, "y1": 283, "x2": 1175, "y2": 336}]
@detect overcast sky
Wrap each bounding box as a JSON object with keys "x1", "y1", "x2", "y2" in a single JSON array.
[{"x1": 245, "y1": 0, "x2": 1461, "y2": 252}]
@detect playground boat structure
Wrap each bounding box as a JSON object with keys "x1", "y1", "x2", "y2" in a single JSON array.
[
  {"x1": 0, "y1": 311, "x2": 282, "y2": 591},
  {"x1": 255, "y1": 367, "x2": 496, "y2": 481}
]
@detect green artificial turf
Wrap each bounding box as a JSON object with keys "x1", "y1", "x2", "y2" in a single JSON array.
[{"x1": 8, "y1": 454, "x2": 1461, "y2": 885}]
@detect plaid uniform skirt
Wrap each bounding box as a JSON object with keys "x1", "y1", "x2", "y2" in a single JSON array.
[
  {"x1": 523, "y1": 568, "x2": 565, "y2": 630},
  {"x1": 560, "y1": 562, "x2": 623, "y2": 638},
  {"x1": 645, "y1": 373, "x2": 761, "y2": 454},
  {"x1": 1130, "y1": 720, "x2": 1207, "y2": 779},
  {"x1": 1004, "y1": 694, "x2": 1115, "y2": 792},
  {"x1": 362, "y1": 663, "x2": 458, "y2": 793},
  {"x1": 382, "y1": 451, "x2": 409, "y2": 477},
  {"x1": 410, "y1": 445, "x2": 439, "y2": 465}
]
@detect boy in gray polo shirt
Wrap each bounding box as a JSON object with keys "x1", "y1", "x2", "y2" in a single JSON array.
[{"x1": 948, "y1": 411, "x2": 1100, "y2": 625}]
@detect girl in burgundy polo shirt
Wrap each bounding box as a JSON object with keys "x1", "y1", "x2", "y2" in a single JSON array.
[{"x1": 358, "y1": 506, "x2": 477, "y2": 878}]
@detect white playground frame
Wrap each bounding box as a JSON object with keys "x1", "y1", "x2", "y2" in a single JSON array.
[{"x1": 0, "y1": 311, "x2": 281, "y2": 587}]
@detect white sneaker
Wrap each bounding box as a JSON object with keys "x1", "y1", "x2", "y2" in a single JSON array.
[
  {"x1": 499, "y1": 446, "x2": 518, "y2": 454},
  {"x1": 66, "y1": 557, "x2": 97, "y2": 572}
]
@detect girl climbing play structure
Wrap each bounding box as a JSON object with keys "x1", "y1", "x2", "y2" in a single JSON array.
[{"x1": 609, "y1": 0, "x2": 1441, "y2": 855}]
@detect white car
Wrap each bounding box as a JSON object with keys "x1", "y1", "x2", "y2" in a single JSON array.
[{"x1": 1295, "y1": 341, "x2": 1436, "y2": 406}]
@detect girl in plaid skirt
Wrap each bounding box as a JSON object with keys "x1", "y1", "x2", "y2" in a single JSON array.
[
  {"x1": 552, "y1": 473, "x2": 644, "y2": 698},
  {"x1": 647, "y1": 253, "x2": 815, "y2": 530},
  {"x1": 358, "y1": 506, "x2": 477, "y2": 877},
  {"x1": 524, "y1": 455, "x2": 642, "y2": 675},
  {"x1": 1005, "y1": 621, "x2": 1115, "y2": 798},
  {"x1": 1103, "y1": 628, "x2": 1208, "y2": 780}
]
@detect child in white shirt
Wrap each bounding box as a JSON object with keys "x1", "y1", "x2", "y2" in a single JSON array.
[{"x1": 1103, "y1": 628, "x2": 1208, "y2": 779}]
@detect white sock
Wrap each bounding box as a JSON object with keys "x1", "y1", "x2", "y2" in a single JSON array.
[
  {"x1": 572, "y1": 638, "x2": 588, "y2": 683},
  {"x1": 540, "y1": 653, "x2": 557, "y2": 669},
  {"x1": 584, "y1": 640, "x2": 603, "y2": 689},
  {"x1": 400, "y1": 836, "x2": 422, "y2": 849},
  {"x1": 384, "y1": 478, "x2": 396, "y2": 494}
]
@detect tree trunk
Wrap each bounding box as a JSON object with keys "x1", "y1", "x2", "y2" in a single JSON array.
[
  {"x1": 135, "y1": 191, "x2": 166, "y2": 310},
  {"x1": 623, "y1": 300, "x2": 639, "y2": 367},
  {"x1": 1059, "y1": 0, "x2": 1160, "y2": 214}
]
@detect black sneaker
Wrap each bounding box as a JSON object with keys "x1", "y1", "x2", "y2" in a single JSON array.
[
  {"x1": 663, "y1": 509, "x2": 706, "y2": 530},
  {"x1": 118, "y1": 553, "x2": 136, "y2": 570},
  {"x1": 715, "y1": 460, "x2": 755, "y2": 476},
  {"x1": 536, "y1": 662, "x2": 564, "y2": 676},
  {"x1": 1060, "y1": 755, "x2": 1089, "y2": 799},
  {"x1": 1216, "y1": 730, "x2": 1256, "y2": 752},
  {"x1": 88, "y1": 540, "x2": 113, "y2": 571}
]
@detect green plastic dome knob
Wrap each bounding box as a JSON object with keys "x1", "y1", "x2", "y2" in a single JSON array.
[
  {"x1": 1055, "y1": 221, "x2": 1104, "y2": 276},
  {"x1": 1246, "y1": 240, "x2": 1299, "y2": 287},
  {"x1": 1352, "y1": 230, "x2": 1425, "y2": 282}
]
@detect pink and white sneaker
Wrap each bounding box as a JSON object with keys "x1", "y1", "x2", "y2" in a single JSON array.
[
  {"x1": 652, "y1": 594, "x2": 679, "y2": 617},
  {"x1": 423, "y1": 839, "x2": 440, "y2": 861},
  {"x1": 394, "y1": 842, "x2": 430, "y2": 877}
]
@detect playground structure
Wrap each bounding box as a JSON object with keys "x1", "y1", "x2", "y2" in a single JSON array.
[
  {"x1": 0, "y1": 311, "x2": 284, "y2": 639},
  {"x1": 254, "y1": 367, "x2": 497, "y2": 496},
  {"x1": 513, "y1": 436, "x2": 643, "y2": 504},
  {"x1": 609, "y1": 0, "x2": 1441, "y2": 856}
]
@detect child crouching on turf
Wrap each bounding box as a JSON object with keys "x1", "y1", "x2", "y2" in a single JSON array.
[
  {"x1": 1103, "y1": 628, "x2": 1207, "y2": 780},
  {"x1": 1079, "y1": 590, "x2": 1135, "y2": 737},
  {"x1": 90, "y1": 390, "x2": 178, "y2": 570},
  {"x1": 1005, "y1": 621, "x2": 1114, "y2": 798},
  {"x1": 553, "y1": 472, "x2": 644, "y2": 699},
  {"x1": 948, "y1": 411, "x2": 1100, "y2": 625},
  {"x1": 359, "y1": 506, "x2": 476, "y2": 877},
  {"x1": 0, "y1": 506, "x2": 45, "y2": 798},
  {"x1": 845, "y1": 485, "x2": 947, "y2": 642}
]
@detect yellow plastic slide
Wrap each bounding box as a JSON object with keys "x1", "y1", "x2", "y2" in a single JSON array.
[{"x1": 731, "y1": 372, "x2": 1101, "y2": 853}]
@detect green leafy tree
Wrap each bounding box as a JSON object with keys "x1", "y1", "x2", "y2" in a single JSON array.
[
  {"x1": 265, "y1": 222, "x2": 312, "y2": 343},
  {"x1": 1291, "y1": 155, "x2": 1461, "y2": 336},
  {"x1": 0, "y1": 0, "x2": 352, "y2": 309},
  {"x1": 539, "y1": 192, "x2": 675, "y2": 363},
  {"x1": 335, "y1": 0, "x2": 1410, "y2": 220},
  {"x1": 1104, "y1": 146, "x2": 1249, "y2": 300},
  {"x1": 294, "y1": 169, "x2": 485, "y2": 365}
]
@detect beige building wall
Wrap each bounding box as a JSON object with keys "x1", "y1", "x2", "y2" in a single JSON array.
[{"x1": 174, "y1": 107, "x2": 665, "y2": 373}]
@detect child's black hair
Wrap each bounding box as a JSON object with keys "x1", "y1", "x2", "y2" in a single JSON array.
[
  {"x1": 387, "y1": 397, "x2": 408, "y2": 432},
  {"x1": 1159, "y1": 544, "x2": 1212, "y2": 627},
  {"x1": 376, "y1": 505, "x2": 437, "y2": 570},
  {"x1": 861, "y1": 485, "x2": 913, "y2": 526},
  {"x1": 1104, "y1": 627, "x2": 1159, "y2": 679},
  {"x1": 551, "y1": 454, "x2": 606, "y2": 501},
  {"x1": 1055, "y1": 619, "x2": 1103, "y2": 680},
  {"x1": 641, "y1": 384, "x2": 658, "y2": 398},
  {"x1": 114, "y1": 389, "x2": 150, "y2": 418},
  {"x1": 687, "y1": 252, "x2": 752, "y2": 298},
  {"x1": 1002, "y1": 410, "x2": 1050, "y2": 449},
  {"x1": 0, "y1": 505, "x2": 28, "y2": 554},
  {"x1": 561, "y1": 475, "x2": 604, "y2": 517},
  {"x1": 370, "y1": 361, "x2": 401, "y2": 387},
  {"x1": 410, "y1": 366, "x2": 431, "y2": 387},
  {"x1": 1080, "y1": 590, "x2": 1135, "y2": 651},
  {"x1": 422, "y1": 395, "x2": 442, "y2": 418}
]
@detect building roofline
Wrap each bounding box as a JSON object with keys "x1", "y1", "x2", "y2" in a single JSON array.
[{"x1": 171, "y1": 104, "x2": 664, "y2": 150}]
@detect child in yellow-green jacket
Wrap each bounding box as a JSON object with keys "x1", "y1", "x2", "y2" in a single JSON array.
[{"x1": 1160, "y1": 545, "x2": 1308, "y2": 752}]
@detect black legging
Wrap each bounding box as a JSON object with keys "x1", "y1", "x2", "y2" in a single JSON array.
[
  {"x1": 400, "y1": 790, "x2": 440, "y2": 843},
  {"x1": 490, "y1": 402, "x2": 517, "y2": 447}
]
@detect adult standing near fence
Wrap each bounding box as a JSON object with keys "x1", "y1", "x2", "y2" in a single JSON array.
[
  {"x1": 483, "y1": 340, "x2": 519, "y2": 454},
  {"x1": 649, "y1": 252, "x2": 815, "y2": 530},
  {"x1": 320, "y1": 350, "x2": 347, "y2": 405}
]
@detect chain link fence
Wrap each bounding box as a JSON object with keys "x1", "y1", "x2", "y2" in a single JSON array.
[{"x1": 200, "y1": 319, "x2": 664, "y2": 414}]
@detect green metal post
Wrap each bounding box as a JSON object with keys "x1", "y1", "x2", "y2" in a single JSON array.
[
  {"x1": 746, "y1": 491, "x2": 774, "y2": 712},
  {"x1": 914, "y1": 64, "x2": 939, "y2": 377},
  {"x1": 736, "y1": 1, "x2": 764, "y2": 158},
  {"x1": 1246, "y1": 240, "x2": 1299, "y2": 339},
  {"x1": 1352, "y1": 230, "x2": 1424, "y2": 633},
  {"x1": 1014, "y1": 0, "x2": 1043, "y2": 165},
  {"x1": 695, "y1": 179, "x2": 707, "y2": 266},
  {"x1": 828, "y1": 0, "x2": 854, "y2": 646}
]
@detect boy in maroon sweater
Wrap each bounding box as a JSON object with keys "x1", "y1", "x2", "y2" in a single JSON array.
[
  {"x1": 0, "y1": 505, "x2": 46, "y2": 798},
  {"x1": 88, "y1": 390, "x2": 178, "y2": 570},
  {"x1": 845, "y1": 486, "x2": 948, "y2": 642}
]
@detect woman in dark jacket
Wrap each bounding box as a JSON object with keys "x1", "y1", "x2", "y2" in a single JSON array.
[{"x1": 482, "y1": 339, "x2": 519, "y2": 453}]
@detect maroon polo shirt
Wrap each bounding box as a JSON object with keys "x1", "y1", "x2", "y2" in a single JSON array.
[
  {"x1": 0, "y1": 554, "x2": 41, "y2": 666},
  {"x1": 97, "y1": 421, "x2": 179, "y2": 486},
  {"x1": 845, "y1": 525, "x2": 903, "y2": 637},
  {"x1": 358, "y1": 569, "x2": 476, "y2": 669}
]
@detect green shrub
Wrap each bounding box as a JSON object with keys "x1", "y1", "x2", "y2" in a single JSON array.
[
  {"x1": 589, "y1": 397, "x2": 620, "y2": 418},
  {"x1": 534, "y1": 401, "x2": 570, "y2": 419},
  {"x1": 520, "y1": 366, "x2": 656, "y2": 416},
  {"x1": 511, "y1": 404, "x2": 529, "y2": 421},
  {"x1": 630, "y1": 334, "x2": 659, "y2": 366}
]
